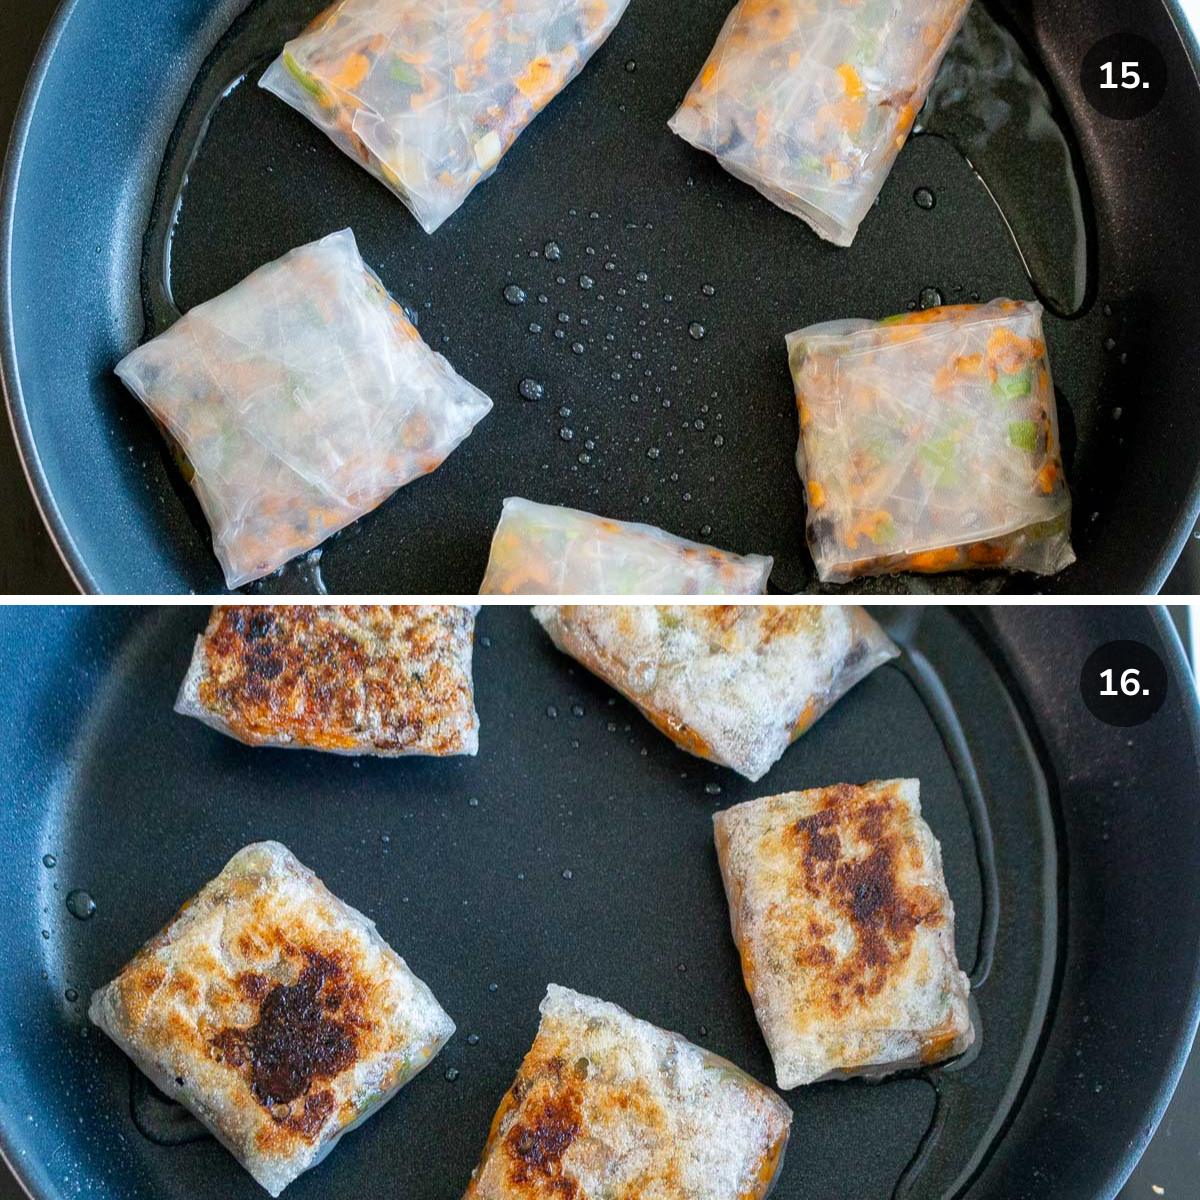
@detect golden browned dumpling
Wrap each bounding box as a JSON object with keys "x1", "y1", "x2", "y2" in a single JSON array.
[
  {"x1": 714, "y1": 780, "x2": 973, "y2": 1088},
  {"x1": 176, "y1": 605, "x2": 479, "y2": 756},
  {"x1": 464, "y1": 985, "x2": 791, "y2": 1200},
  {"x1": 89, "y1": 842, "x2": 455, "y2": 1195}
]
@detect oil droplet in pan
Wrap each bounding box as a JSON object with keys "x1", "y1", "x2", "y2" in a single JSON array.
[
  {"x1": 66, "y1": 890, "x2": 96, "y2": 921},
  {"x1": 917, "y1": 2, "x2": 1092, "y2": 318}
]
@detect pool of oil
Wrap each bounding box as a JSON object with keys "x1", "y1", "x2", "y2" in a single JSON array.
[
  {"x1": 132, "y1": 0, "x2": 1127, "y2": 595},
  {"x1": 5, "y1": 605, "x2": 1064, "y2": 1200}
]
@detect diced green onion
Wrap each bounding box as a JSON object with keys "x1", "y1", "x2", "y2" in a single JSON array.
[{"x1": 1007, "y1": 419, "x2": 1039, "y2": 451}]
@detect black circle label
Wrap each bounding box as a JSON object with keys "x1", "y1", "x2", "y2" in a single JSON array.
[
  {"x1": 1081, "y1": 33, "x2": 1167, "y2": 120},
  {"x1": 1080, "y1": 641, "x2": 1168, "y2": 727}
]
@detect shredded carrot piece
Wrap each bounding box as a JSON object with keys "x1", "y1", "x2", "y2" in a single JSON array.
[
  {"x1": 836, "y1": 63, "x2": 866, "y2": 100},
  {"x1": 329, "y1": 53, "x2": 370, "y2": 91}
]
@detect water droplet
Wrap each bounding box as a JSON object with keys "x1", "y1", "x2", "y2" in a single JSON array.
[
  {"x1": 528, "y1": 322, "x2": 543, "y2": 334},
  {"x1": 488, "y1": 982, "x2": 499, "y2": 993},
  {"x1": 688, "y1": 323, "x2": 706, "y2": 340},
  {"x1": 646, "y1": 447, "x2": 660, "y2": 459},
  {"x1": 64, "y1": 988, "x2": 79, "y2": 1004},
  {"x1": 544, "y1": 242, "x2": 562, "y2": 261},
  {"x1": 558, "y1": 405, "x2": 572, "y2": 418},
  {"x1": 1103, "y1": 336, "x2": 1117, "y2": 352},
  {"x1": 467, "y1": 1034, "x2": 480, "y2": 1046},
  {"x1": 918, "y1": 287, "x2": 943, "y2": 310},
  {"x1": 579, "y1": 275, "x2": 594, "y2": 290},
  {"x1": 677, "y1": 962, "x2": 687, "y2": 973},
  {"x1": 571, "y1": 704, "x2": 584, "y2": 717},
  {"x1": 578, "y1": 453, "x2": 592, "y2": 465},
  {"x1": 445, "y1": 1067, "x2": 460, "y2": 1082},
  {"x1": 571, "y1": 342, "x2": 585, "y2": 355},
  {"x1": 42, "y1": 854, "x2": 57, "y2": 869},
  {"x1": 560, "y1": 427, "x2": 574, "y2": 441},
  {"x1": 702, "y1": 284, "x2": 716, "y2": 297},
  {"x1": 700, "y1": 524, "x2": 713, "y2": 537},
  {"x1": 636, "y1": 271, "x2": 649, "y2": 283},
  {"x1": 562, "y1": 869, "x2": 574, "y2": 880},
  {"x1": 468, "y1": 796, "x2": 480, "y2": 808},
  {"x1": 547, "y1": 704, "x2": 559, "y2": 718},
  {"x1": 66, "y1": 890, "x2": 96, "y2": 921},
  {"x1": 1112, "y1": 407, "x2": 1123, "y2": 420},
  {"x1": 519, "y1": 378, "x2": 545, "y2": 402},
  {"x1": 625, "y1": 59, "x2": 637, "y2": 72},
  {"x1": 699, "y1": 1025, "x2": 709, "y2": 1037},
  {"x1": 913, "y1": 187, "x2": 936, "y2": 210},
  {"x1": 705, "y1": 782, "x2": 723, "y2": 795},
  {"x1": 503, "y1": 284, "x2": 527, "y2": 306},
  {"x1": 557, "y1": 312, "x2": 571, "y2": 324},
  {"x1": 713, "y1": 434, "x2": 724, "y2": 447}
]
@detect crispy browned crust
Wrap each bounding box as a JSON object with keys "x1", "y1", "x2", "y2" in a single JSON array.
[
  {"x1": 464, "y1": 988, "x2": 791, "y2": 1200},
  {"x1": 714, "y1": 781, "x2": 971, "y2": 1087},
  {"x1": 110, "y1": 880, "x2": 383, "y2": 1158},
  {"x1": 185, "y1": 605, "x2": 478, "y2": 755},
  {"x1": 778, "y1": 782, "x2": 945, "y2": 1022}
]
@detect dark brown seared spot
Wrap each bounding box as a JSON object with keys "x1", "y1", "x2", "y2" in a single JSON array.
[
  {"x1": 787, "y1": 788, "x2": 943, "y2": 1017},
  {"x1": 503, "y1": 1086, "x2": 583, "y2": 1197},
  {"x1": 210, "y1": 951, "x2": 365, "y2": 1118}
]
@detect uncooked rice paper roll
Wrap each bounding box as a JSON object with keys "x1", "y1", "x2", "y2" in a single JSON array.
[
  {"x1": 670, "y1": 0, "x2": 972, "y2": 246},
  {"x1": 480, "y1": 498, "x2": 774, "y2": 595},
  {"x1": 261, "y1": 0, "x2": 633, "y2": 234},
  {"x1": 114, "y1": 229, "x2": 493, "y2": 590},
  {"x1": 787, "y1": 299, "x2": 1074, "y2": 583}
]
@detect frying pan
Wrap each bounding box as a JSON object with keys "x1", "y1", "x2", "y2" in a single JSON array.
[
  {"x1": 0, "y1": 603, "x2": 1197, "y2": 1200},
  {"x1": 3, "y1": 0, "x2": 1200, "y2": 595}
]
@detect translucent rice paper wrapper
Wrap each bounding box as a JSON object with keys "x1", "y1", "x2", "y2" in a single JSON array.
[
  {"x1": 115, "y1": 229, "x2": 493, "y2": 590},
  {"x1": 787, "y1": 299, "x2": 1075, "y2": 583},
  {"x1": 532, "y1": 605, "x2": 898, "y2": 781},
  {"x1": 261, "y1": 0, "x2": 633, "y2": 234},
  {"x1": 669, "y1": 0, "x2": 972, "y2": 246},
  {"x1": 480, "y1": 498, "x2": 774, "y2": 595}
]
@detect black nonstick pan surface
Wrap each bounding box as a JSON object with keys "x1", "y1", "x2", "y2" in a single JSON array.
[
  {"x1": 3, "y1": 0, "x2": 1200, "y2": 595},
  {"x1": 0, "y1": 604, "x2": 1198, "y2": 1200}
]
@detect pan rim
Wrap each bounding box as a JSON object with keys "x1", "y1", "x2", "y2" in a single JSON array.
[
  {"x1": 0, "y1": 605, "x2": 1195, "y2": 1200},
  {"x1": 3, "y1": 2, "x2": 1200, "y2": 595}
]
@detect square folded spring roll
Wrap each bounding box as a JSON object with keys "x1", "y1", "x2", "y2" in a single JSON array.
[
  {"x1": 480, "y1": 497, "x2": 774, "y2": 595},
  {"x1": 89, "y1": 842, "x2": 455, "y2": 1196},
  {"x1": 463, "y1": 984, "x2": 791, "y2": 1200},
  {"x1": 115, "y1": 229, "x2": 493, "y2": 589},
  {"x1": 713, "y1": 781, "x2": 974, "y2": 1089},
  {"x1": 670, "y1": 0, "x2": 972, "y2": 246},
  {"x1": 533, "y1": 604, "x2": 897, "y2": 780},
  {"x1": 176, "y1": 604, "x2": 480, "y2": 756},
  {"x1": 788, "y1": 300, "x2": 1075, "y2": 582},
  {"x1": 261, "y1": 0, "x2": 632, "y2": 234}
]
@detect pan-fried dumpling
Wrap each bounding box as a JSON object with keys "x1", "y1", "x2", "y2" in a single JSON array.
[
  {"x1": 532, "y1": 604, "x2": 897, "y2": 779},
  {"x1": 463, "y1": 985, "x2": 791, "y2": 1199},
  {"x1": 176, "y1": 605, "x2": 480, "y2": 756},
  {"x1": 90, "y1": 842, "x2": 455, "y2": 1196},
  {"x1": 714, "y1": 781, "x2": 974, "y2": 1088}
]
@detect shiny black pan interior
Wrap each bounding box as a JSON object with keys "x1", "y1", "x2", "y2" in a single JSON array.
[
  {"x1": 2, "y1": 0, "x2": 1200, "y2": 593},
  {"x1": 0, "y1": 604, "x2": 1197, "y2": 1199}
]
